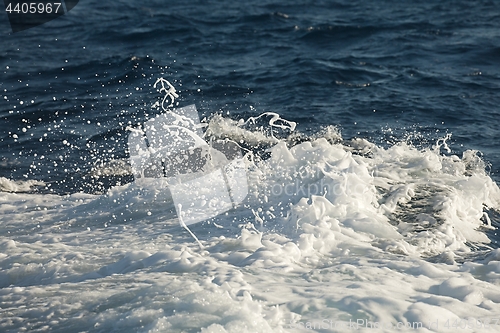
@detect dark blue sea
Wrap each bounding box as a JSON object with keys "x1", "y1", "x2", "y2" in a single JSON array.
[{"x1": 1, "y1": 1, "x2": 500, "y2": 332}]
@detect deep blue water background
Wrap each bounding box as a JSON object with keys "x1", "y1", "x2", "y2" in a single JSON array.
[{"x1": 1, "y1": 0, "x2": 499, "y2": 193}]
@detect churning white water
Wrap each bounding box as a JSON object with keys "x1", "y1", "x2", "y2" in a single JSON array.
[{"x1": 1, "y1": 113, "x2": 500, "y2": 333}]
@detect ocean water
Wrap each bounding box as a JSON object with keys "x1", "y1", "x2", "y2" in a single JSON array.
[{"x1": 1, "y1": 0, "x2": 500, "y2": 332}]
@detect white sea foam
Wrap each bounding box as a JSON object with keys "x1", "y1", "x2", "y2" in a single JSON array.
[
  {"x1": 1, "y1": 115, "x2": 500, "y2": 332},
  {"x1": 0, "y1": 177, "x2": 44, "y2": 193}
]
